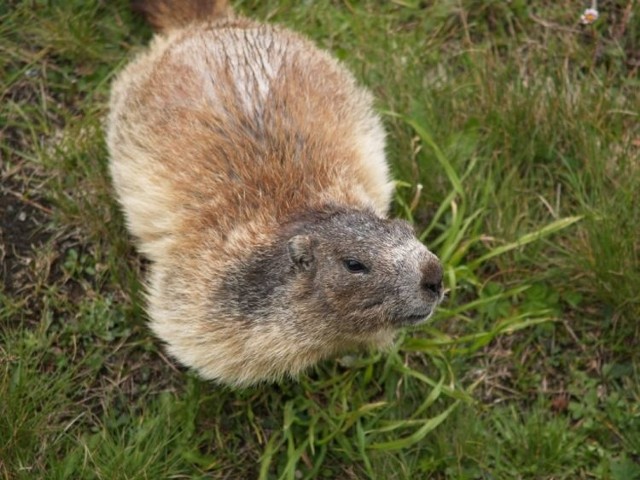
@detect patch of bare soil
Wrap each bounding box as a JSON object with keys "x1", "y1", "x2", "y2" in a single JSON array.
[{"x1": 0, "y1": 172, "x2": 52, "y2": 299}]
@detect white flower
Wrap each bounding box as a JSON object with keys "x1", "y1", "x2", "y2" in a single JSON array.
[{"x1": 580, "y1": 8, "x2": 599, "y2": 25}]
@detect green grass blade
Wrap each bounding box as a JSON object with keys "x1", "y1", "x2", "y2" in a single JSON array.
[
  {"x1": 469, "y1": 216, "x2": 583, "y2": 269},
  {"x1": 368, "y1": 401, "x2": 460, "y2": 450}
]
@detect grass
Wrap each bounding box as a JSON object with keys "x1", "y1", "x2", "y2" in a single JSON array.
[{"x1": 1, "y1": 0, "x2": 639, "y2": 478}]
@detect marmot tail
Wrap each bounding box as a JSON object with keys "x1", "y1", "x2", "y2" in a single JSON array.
[{"x1": 132, "y1": 0, "x2": 231, "y2": 33}]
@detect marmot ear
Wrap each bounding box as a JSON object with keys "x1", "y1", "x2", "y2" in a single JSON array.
[{"x1": 287, "y1": 235, "x2": 315, "y2": 271}]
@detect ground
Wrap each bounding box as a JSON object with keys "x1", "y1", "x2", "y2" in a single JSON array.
[{"x1": 1, "y1": 1, "x2": 639, "y2": 479}]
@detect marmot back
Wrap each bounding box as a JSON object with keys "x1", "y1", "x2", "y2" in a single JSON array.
[{"x1": 107, "y1": 0, "x2": 444, "y2": 386}]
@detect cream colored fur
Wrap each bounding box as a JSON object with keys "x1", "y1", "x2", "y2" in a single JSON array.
[{"x1": 108, "y1": 16, "x2": 401, "y2": 386}]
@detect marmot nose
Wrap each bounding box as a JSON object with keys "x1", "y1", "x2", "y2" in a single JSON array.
[{"x1": 421, "y1": 256, "x2": 443, "y2": 297}]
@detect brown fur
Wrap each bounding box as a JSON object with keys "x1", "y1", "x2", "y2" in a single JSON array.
[
  {"x1": 107, "y1": 0, "x2": 443, "y2": 386},
  {"x1": 132, "y1": 0, "x2": 232, "y2": 33}
]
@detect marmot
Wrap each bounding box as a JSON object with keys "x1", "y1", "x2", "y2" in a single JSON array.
[{"x1": 107, "y1": 0, "x2": 444, "y2": 386}]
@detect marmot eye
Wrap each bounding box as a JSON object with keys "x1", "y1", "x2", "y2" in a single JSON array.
[{"x1": 343, "y1": 259, "x2": 369, "y2": 273}]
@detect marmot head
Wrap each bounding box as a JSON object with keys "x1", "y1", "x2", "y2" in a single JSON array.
[
  {"x1": 284, "y1": 208, "x2": 443, "y2": 338},
  {"x1": 221, "y1": 206, "x2": 443, "y2": 348}
]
